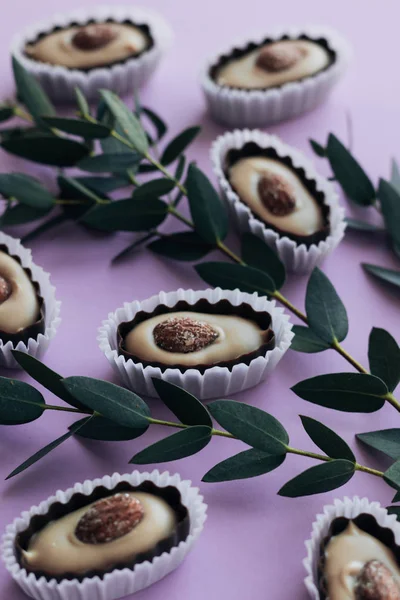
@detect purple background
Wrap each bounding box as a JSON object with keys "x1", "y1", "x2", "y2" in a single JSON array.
[{"x1": 1, "y1": 1, "x2": 400, "y2": 599}]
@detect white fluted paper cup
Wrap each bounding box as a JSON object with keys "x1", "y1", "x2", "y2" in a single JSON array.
[
  {"x1": 98, "y1": 287, "x2": 293, "y2": 400},
  {"x1": 11, "y1": 5, "x2": 173, "y2": 103},
  {"x1": 2, "y1": 469, "x2": 207, "y2": 600},
  {"x1": 303, "y1": 496, "x2": 400, "y2": 599},
  {"x1": 201, "y1": 25, "x2": 351, "y2": 127},
  {"x1": 211, "y1": 129, "x2": 346, "y2": 274},
  {"x1": 0, "y1": 232, "x2": 60, "y2": 369}
]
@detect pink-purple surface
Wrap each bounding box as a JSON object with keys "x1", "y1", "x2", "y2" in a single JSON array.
[{"x1": 0, "y1": 1, "x2": 399, "y2": 599}]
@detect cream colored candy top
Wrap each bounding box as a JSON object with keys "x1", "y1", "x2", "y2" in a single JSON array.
[
  {"x1": 325, "y1": 521, "x2": 400, "y2": 600},
  {"x1": 228, "y1": 157, "x2": 324, "y2": 237},
  {"x1": 124, "y1": 311, "x2": 270, "y2": 366},
  {"x1": 216, "y1": 40, "x2": 330, "y2": 89},
  {"x1": 25, "y1": 23, "x2": 149, "y2": 69},
  {"x1": 0, "y1": 251, "x2": 39, "y2": 333},
  {"x1": 22, "y1": 492, "x2": 177, "y2": 576}
]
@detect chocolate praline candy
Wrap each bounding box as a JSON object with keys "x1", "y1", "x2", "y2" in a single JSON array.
[
  {"x1": 17, "y1": 481, "x2": 190, "y2": 580},
  {"x1": 318, "y1": 514, "x2": 400, "y2": 600},
  {"x1": 212, "y1": 37, "x2": 335, "y2": 90},
  {"x1": 24, "y1": 20, "x2": 153, "y2": 71},
  {"x1": 117, "y1": 299, "x2": 275, "y2": 373},
  {"x1": 0, "y1": 247, "x2": 44, "y2": 344},
  {"x1": 225, "y1": 142, "x2": 330, "y2": 246}
]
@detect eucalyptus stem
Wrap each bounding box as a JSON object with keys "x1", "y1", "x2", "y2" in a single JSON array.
[
  {"x1": 13, "y1": 106, "x2": 33, "y2": 123},
  {"x1": 331, "y1": 339, "x2": 368, "y2": 374},
  {"x1": 43, "y1": 404, "x2": 382, "y2": 476}
]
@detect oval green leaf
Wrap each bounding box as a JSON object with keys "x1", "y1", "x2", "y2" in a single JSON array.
[
  {"x1": 345, "y1": 218, "x2": 384, "y2": 233},
  {"x1": 357, "y1": 429, "x2": 400, "y2": 461},
  {"x1": 384, "y1": 460, "x2": 400, "y2": 491},
  {"x1": 241, "y1": 233, "x2": 285, "y2": 289},
  {"x1": 362, "y1": 263, "x2": 400, "y2": 290},
  {"x1": 100, "y1": 90, "x2": 148, "y2": 154},
  {"x1": 2, "y1": 204, "x2": 52, "y2": 226},
  {"x1": 12, "y1": 57, "x2": 55, "y2": 125},
  {"x1": 142, "y1": 107, "x2": 167, "y2": 142},
  {"x1": 196, "y1": 262, "x2": 275, "y2": 296},
  {"x1": 309, "y1": 139, "x2": 327, "y2": 158},
  {"x1": 292, "y1": 373, "x2": 387, "y2": 413},
  {"x1": 186, "y1": 164, "x2": 229, "y2": 244},
  {"x1": 2, "y1": 136, "x2": 89, "y2": 167},
  {"x1": 208, "y1": 400, "x2": 288, "y2": 454},
  {"x1": 130, "y1": 425, "x2": 212, "y2": 464},
  {"x1": 152, "y1": 378, "x2": 212, "y2": 427},
  {"x1": 305, "y1": 268, "x2": 348, "y2": 344},
  {"x1": 62, "y1": 376, "x2": 150, "y2": 429},
  {"x1": 290, "y1": 325, "x2": 331, "y2": 354},
  {"x1": 132, "y1": 178, "x2": 175, "y2": 200},
  {"x1": 368, "y1": 328, "x2": 400, "y2": 392},
  {"x1": 78, "y1": 152, "x2": 141, "y2": 173},
  {"x1": 41, "y1": 117, "x2": 111, "y2": 139},
  {"x1": 326, "y1": 133, "x2": 375, "y2": 206},
  {"x1": 0, "y1": 173, "x2": 54, "y2": 209},
  {"x1": 81, "y1": 197, "x2": 168, "y2": 232},
  {"x1": 0, "y1": 378, "x2": 46, "y2": 425},
  {"x1": 300, "y1": 415, "x2": 355, "y2": 462},
  {"x1": 202, "y1": 448, "x2": 286, "y2": 483},
  {"x1": 71, "y1": 416, "x2": 146, "y2": 441},
  {"x1": 149, "y1": 231, "x2": 213, "y2": 261},
  {"x1": 278, "y1": 459, "x2": 355, "y2": 497},
  {"x1": 161, "y1": 126, "x2": 201, "y2": 166},
  {"x1": 377, "y1": 179, "x2": 400, "y2": 247}
]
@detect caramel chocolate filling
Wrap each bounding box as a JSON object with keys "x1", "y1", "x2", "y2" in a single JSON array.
[
  {"x1": 25, "y1": 21, "x2": 151, "y2": 70},
  {"x1": 324, "y1": 521, "x2": 400, "y2": 599},
  {"x1": 0, "y1": 250, "x2": 40, "y2": 335},
  {"x1": 229, "y1": 156, "x2": 324, "y2": 238},
  {"x1": 214, "y1": 38, "x2": 332, "y2": 90},
  {"x1": 22, "y1": 492, "x2": 176, "y2": 577}
]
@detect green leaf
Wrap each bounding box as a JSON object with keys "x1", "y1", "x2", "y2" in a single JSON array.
[
  {"x1": 11, "y1": 351, "x2": 86, "y2": 411},
  {"x1": 78, "y1": 152, "x2": 141, "y2": 173},
  {"x1": 278, "y1": 459, "x2": 355, "y2": 498},
  {"x1": 130, "y1": 425, "x2": 212, "y2": 464},
  {"x1": 152, "y1": 378, "x2": 212, "y2": 427},
  {"x1": 345, "y1": 218, "x2": 384, "y2": 233},
  {"x1": 75, "y1": 87, "x2": 90, "y2": 117},
  {"x1": 0, "y1": 107, "x2": 14, "y2": 123},
  {"x1": 71, "y1": 416, "x2": 145, "y2": 441},
  {"x1": 142, "y1": 107, "x2": 167, "y2": 142},
  {"x1": 305, "y1": 268, "x2": 348, "y2": 344},
  {"x1": 0, "y1": 378, "x2": 45, "y2": 425},
  {"x1": 161, "y1": 127, "x2": 201, "y2": 166},
  {"x1": 291, "y1": 326, "x2": 331, "y2": 353},
  {"x1": 377, "y1": 179, "x2": 400, "y2": 247},
  {"x1": 175, "y1": 154, "x2": 186, "y2": 182},
  {"x1": 300, "y1": 416, "x2": 355, "y2": 461},
  {"x1": 241, "y1": 233, "x2": 285, "y2": 289},
  {"x1": 326, "y1": 133, "x2": 375, "y2": 206},
  {"x1": 384, "y1": 460, "x2": 400, "y2": 491},
  {"x1": 2, "y1": 136, "x2": 89, "y2": 167},
  {"x1": 149, "y1": 231, "x2": 213, "y2": 261},
  {"x1": 12, "y1": 56, "x2": 55, "y2": 125},
  {"x1": 100, "y1": 90, "x2": 148, "y2": 154},
  {"x1": 390, "y1": 159, "x2": 400, "y2": 195},
  {"x1": 0, "y1": 173, "x2": 54, "y2": 209},
  {"x1": 309, "y1": 139, "x2": 327, "y2": 157},
  {"x1": 387, "y1": 506, "x2": 400, "y2": 519},
  {"x1": 208, "y1": 400, "x2": 288, "y2": 455},
  {"x1": 6, "y1": 417, "x2": 91, "y2": 479},
  {"x1": 196, "y1": 262, "x2": 275, "y2": 296},
  {"x1": 357, "y1": 429, "x2": 400, "y2": 461},
  {"x1": 132, "y1": 178, "x2": 175, "y2": 200},
  {"x1": 202, "y1": 449, "x2": 285, "y2": 483},
  {"x1": 81, "y1": 197, "x2": 168, "y2": 232},
  {"x1": 73, "y1": 176, "x2": 129, "y2": 196},
  {"x1": 292, "y1": 373, "x2": 387, "y2": 413},
  {"x1": 1, "y1": 204, "x2": 52, "y2": 226},
  {"x1": 62, "y1": 377, "x2": 150, "y2": 430},
  {"x1": 368, "y1": 328, "x2": 400, "y2": 392},
  {"x1": 59, "y1": 176, "x2": 103, "y2": 205},
  {"x1": 41, "y1": 117, "x2": 110, "y2": 139},
  {"x1": 363, "y1": 263, "x2": 400, "y2": 290},
  {"x1": 186, "y1": 164, "x2": 229, "y2": 244}
]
